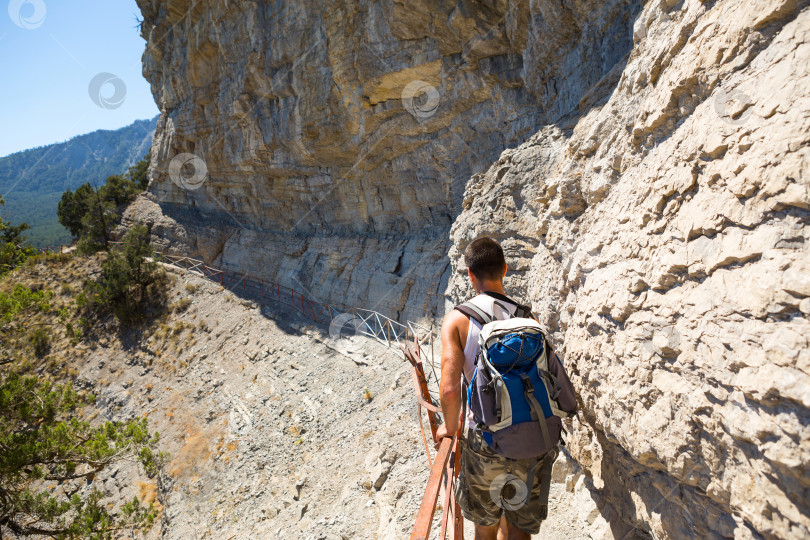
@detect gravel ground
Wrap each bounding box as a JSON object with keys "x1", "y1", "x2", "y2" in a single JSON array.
[{"x1": 61, "y1": 262, "x2": 627, "y2": 539}]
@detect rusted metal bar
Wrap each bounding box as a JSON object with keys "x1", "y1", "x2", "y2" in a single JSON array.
[
  {"x1": 410, "y1": 368, "x2": 441, "y2": 414},
  {"x1": 402, "y1": 344, "x2": 438, "y2": 443},
  {"x1": 440, "y1": 461, "x2": 453, "y2": 540},
  {"x1": 439, "y1": 437, "x2": 463, "y2": 540},
  {"x1": 411, "y1": 367, "x2": 438, "y2": 468},
  {"x1": 453, "y1": 448, "x2": 464, "y2": 539},
  {"x1": 411, "y1": 436, "x2": 454, "y2": 540}
]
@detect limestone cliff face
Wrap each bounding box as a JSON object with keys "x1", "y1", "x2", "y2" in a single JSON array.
[
  {"x1": 133, "y1": 0, "x2": 810, "y2": 537},
  {"x1": 133, "y1": 0, "x2": 641, "y2": 320},
  {"x1": 447, "y1": 0, "x2": 810, "y2": 538}
]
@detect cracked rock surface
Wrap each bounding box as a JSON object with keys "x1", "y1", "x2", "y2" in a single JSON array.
[
  {"x1": 126, "y1": 0, "x2": 810, "y2": 537},
  {"x1": 447, "y1": 1, "x2": 810, "y2": 538},
  {"x1": 129, "y1": 0, "x2": 642, "y2": 321}
]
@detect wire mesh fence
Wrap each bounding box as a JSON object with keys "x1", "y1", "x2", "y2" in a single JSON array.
[{"x1": 151, "y1": 250, "x2": 439, "y2": 372}]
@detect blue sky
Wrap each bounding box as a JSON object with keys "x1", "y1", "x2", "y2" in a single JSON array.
[{"x1": 0, "y1": 0, "x2": 159, "y2": 157}]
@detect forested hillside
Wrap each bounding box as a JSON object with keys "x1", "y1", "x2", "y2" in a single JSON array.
[{"x1": 0, "y1": 117, "x2": 156, "y2": 247}]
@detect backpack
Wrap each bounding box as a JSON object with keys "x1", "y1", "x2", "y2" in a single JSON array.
[{"x1": 455, "y1": 292, "x2": 578, "y2": 460}]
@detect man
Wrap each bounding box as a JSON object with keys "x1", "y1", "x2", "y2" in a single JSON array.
[{"x1": 436, "y1": 237, "x2": 560, "y2": 540}]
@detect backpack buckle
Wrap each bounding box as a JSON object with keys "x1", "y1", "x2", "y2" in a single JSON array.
[{"x1": 519, "y1": 373, "x2": 534, "y2": 392}]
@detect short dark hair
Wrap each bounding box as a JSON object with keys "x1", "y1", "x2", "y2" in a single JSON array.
[{"x1": 464, "y1": 237, "x2": 506, "y2": 281}]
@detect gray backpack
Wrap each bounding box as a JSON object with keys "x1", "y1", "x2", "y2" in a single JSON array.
[{"x1": 455, "y1": 292, "x2": 578, "y2": 460}]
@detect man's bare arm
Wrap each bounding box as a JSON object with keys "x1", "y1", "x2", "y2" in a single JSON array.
[{"x1": 436, "y1": 310, "x2": 467, "y2": 439}]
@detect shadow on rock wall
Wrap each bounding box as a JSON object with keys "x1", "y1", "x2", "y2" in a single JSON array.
[{"x1": 131, "y1": 0, "x2": 642, "y2": 322}]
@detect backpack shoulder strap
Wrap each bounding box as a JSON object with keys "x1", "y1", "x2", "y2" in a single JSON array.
[
  {"x1": 481, "y1": 291, "x2": 533, "y2": 320},
  {"x1": 454, "y1": 302, "x2": 493, "y2": 326},
  {"x1": 514, "y1": 304, "x2": 534, "y2": 319}
]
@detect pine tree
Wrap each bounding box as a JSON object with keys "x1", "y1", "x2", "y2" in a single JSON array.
[
  {"x1": 81, "y1": 224, "x2": 167, "y2": 325},
  {"x1": 0, "y1": 372, "x2": 163, "y2": 537},
  {"x1": 0, "y1": 197, "x2": 35, "y2": 276}
]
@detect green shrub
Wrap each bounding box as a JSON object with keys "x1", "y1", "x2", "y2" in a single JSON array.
[
  {"x1": 29, "y1": 327, "x2": 50, "y2": 357},
  {"x1": 82, "y1": 224, "x2": 167, "y2": 325},
  {"x1": 126, "y1": 153, "x2": 151, "y2": 191},
  {"x1": 58, "y1": 169, "x2": 140, "y2": 251},
  {"x1": 98, "y1": 174, "x2": 138, "y2": 206},
  {"x1": 0, "y1": 195, "x2": 35, "y2": 275},
  {"x1": 0, "y1": 284, "x2": 53, "y2": 326},
  {"x1": 57, "y1": 183, "x2": 96, "y2": 238}
]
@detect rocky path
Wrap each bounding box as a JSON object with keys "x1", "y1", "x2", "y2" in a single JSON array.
[{"x1": 69, "y1": 261, "x2": 631, "y2": 539}]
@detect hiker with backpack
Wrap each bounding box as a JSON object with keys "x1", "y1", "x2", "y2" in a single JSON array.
[{"x1": 436, "y1": 237, "x2": 578, "y2": 539}]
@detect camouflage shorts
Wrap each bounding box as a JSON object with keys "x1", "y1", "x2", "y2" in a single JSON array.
[{"x1": 454, "y1": 429, "x2": 558, "y2": 534}]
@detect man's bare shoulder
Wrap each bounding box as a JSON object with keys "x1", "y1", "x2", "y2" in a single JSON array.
[
  {"x1": 442, "y1": 307, "x2": 467, "y2": 328},
  {"x1": 441, "y1": 308, "x2": 469, "y2": 346}
]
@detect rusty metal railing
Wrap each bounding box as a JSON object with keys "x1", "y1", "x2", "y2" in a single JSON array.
[
  {"x1": 402, "y1": 342, "x2": 464, "y2": 540},
  {"x1": 151, "y1": 251, "x2": 436, "y2": 362},
  {"x1": 152, "y1": 250, "x2": 439, "y2": 368}
]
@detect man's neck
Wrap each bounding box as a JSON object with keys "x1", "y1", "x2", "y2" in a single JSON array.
[{"x1": 476, "y1": 282, "x2": 505, "y2": 295}]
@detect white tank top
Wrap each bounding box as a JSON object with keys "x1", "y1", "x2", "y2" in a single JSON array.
[{"x1": 460, "y1": 294, "x2": 519, "y2": 427}]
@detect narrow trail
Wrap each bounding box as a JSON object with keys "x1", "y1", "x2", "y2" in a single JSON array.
[
  {"x1": 151, "y1": 251, "x2": 439, "y2": 371},
  {"x1": 147, "y1": 250, "x2": 616, "y2": 539}
]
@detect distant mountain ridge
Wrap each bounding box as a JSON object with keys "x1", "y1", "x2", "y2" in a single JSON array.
[{"x1": 0, "y1": 117, "x2": 157, "y2": 247}]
